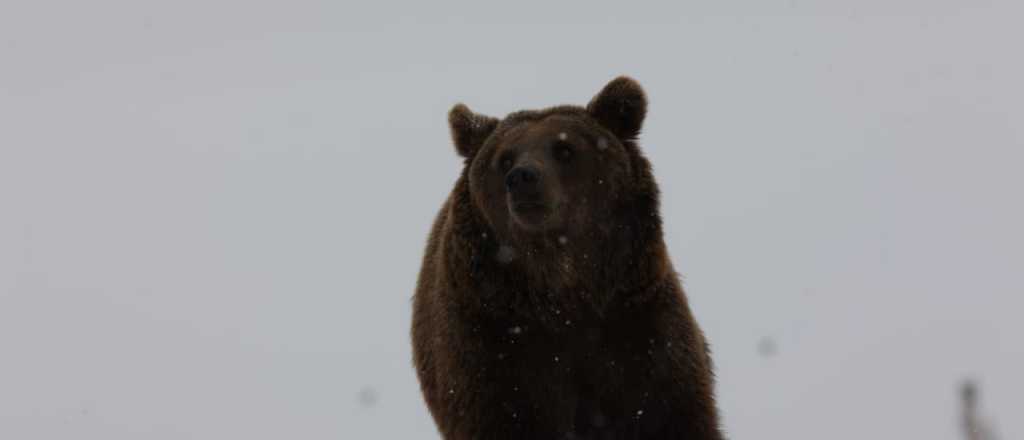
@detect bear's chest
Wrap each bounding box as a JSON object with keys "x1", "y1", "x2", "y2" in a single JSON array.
[{"x1": 474, "y1": 321, "x2": 671, "y2": 438}]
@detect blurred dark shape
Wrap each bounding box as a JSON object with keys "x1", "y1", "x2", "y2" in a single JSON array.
[
  {"x1": 357, "y1": 386, "x2": 378, "y2": 408},
  {"x1": 756, "y1": 336, "x2": 777, "y2": 358},
  {"x1": 961, "y1": 379, "x2": 981, "y2": 440},
  {"x1": 960, "y1": 379, "x2": 997, "y2": 440},
  {"x1": 961, "y1": 380, "x2": 977, "y2": 407}
]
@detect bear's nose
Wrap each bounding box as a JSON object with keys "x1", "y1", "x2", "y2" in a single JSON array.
[{"x1": 505, "y1": 166, "x2": 540, "y2": 191}]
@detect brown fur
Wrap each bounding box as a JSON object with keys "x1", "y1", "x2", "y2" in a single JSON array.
[{"x1": 412, "y1": 77, "x2": 724, "y2": 439}]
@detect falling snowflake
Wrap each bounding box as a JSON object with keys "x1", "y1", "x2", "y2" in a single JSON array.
[
  {"x1": 496, "y1": 245, "x2": 517, "y2": 263},
  {"x1": 558, "y1": 235, "x2": 568, "y2": 245},
  {"x1": 597, "y1": 137, "x2": 609, "y2": 150},
  {"x1": 357, "y1": 387, "x2": 378, "y2": 407},
  {"x1": 757, "y1": 336, "x2": 778, "y2": 358},
  {"x1": 558, "y1": 132, "x2": 568, "y2": 141}
]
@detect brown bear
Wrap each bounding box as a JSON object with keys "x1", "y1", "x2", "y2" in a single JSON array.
[{"x1": 412, "y1": 77, "x2": 724, "y2": 440}]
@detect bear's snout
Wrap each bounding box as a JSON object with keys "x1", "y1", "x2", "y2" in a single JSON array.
[{"x1": 504, "y1": 166, "x2": 541, "y2": 193}]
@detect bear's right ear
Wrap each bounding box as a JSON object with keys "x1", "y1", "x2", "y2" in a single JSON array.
[{"x1": 448, "y1": 103, "x2": 499, "y2": 159}]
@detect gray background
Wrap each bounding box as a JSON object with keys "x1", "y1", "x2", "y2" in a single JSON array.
[{"x1": 1, "y1": 1, "x2": 1021, "y2": 438}]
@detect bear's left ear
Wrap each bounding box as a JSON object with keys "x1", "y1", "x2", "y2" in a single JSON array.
[
  {"x1": 586, "y1": 76, "x2": 647, "y2": 141},
  {"x1": 448, "y1": 103, "x2": 499, "y2": 159}
]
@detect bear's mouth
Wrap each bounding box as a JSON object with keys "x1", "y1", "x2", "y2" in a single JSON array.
[
  {"x1": 509, "y1": 199, "x2": 549, "y2": 225},
  {"x1": 512, "y1": 201, "x2": 546, "y2": 211}
]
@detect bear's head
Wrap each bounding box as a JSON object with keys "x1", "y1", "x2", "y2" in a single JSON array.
[
  {"x1": 445, "y1": 77, "x2": 666, "y2": 318},
  {"x1": 449, "y1": 77, "x2": 656, "y2": 251}
]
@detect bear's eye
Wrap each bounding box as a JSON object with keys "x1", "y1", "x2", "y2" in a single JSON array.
[
  {"x1": 553, "y1": 141, "x2": 574, "y2": 163},
  {"x1": 500, "y1": 157, "x2": 514, "y2": 170}
]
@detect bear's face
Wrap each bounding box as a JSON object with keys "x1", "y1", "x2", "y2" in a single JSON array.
[
  {"x1": 448, "y1": 77, "x2": 648, "y2": 246},
  {"x1": 470, "y1": 113, "x2": 629, "y2": 236}
]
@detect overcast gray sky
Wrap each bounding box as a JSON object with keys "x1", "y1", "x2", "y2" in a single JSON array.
[{"x1": 2, "y1": 1, "x2": 1022, "y2": 439}]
